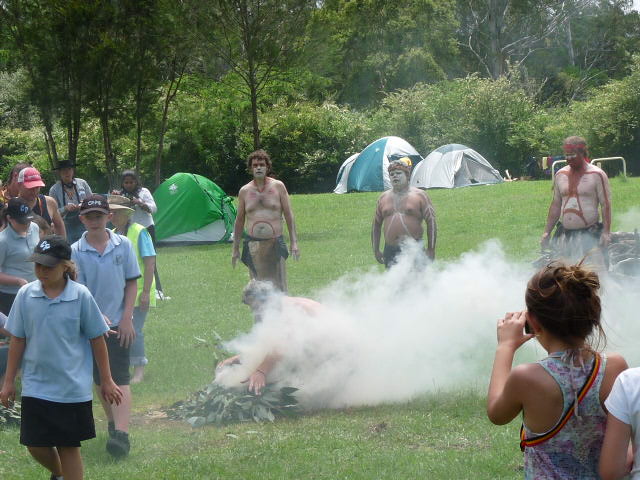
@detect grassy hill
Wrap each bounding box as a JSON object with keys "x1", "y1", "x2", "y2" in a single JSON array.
[{"x1": 2, "y1": 177, "x2": 638, "y2": 479}]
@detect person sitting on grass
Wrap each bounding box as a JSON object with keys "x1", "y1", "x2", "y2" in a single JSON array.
[
  {"x1": 0, "y1": 235, "x2": 122, "y2": 480},
  {"x1": 487, "y1": 262, "x2": 627, "y2": 479},
  {"x1": 216, "y1": 280, "x2": 322, "y2": 395}
]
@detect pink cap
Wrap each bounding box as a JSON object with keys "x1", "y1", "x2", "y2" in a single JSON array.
[{"x1": 17, "y1": 167, "x2": 45, "y2": 189}]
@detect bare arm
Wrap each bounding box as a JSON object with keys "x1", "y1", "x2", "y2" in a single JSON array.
[
  {"x1": 371, "y1": 199, "x2": 384, "y2": 264},
  {"x1": 422, "y1": 193, "x2": 437, "y2": 260},
  {"x1": 139, "y1": 255, "x2": 155, "y2": 311},
  {"x1": 487, "y1": 311, "x2": 534, "y2": 424},
  {"x1": 279, "y1": 182, "x2": 299, "y2": 260},
  {"x1": 231, "y1": 190, "x2": 246, "y2": 267},
  {"x1": 542, "y1": 182, "x2": 562, "y2": 247},
  {"x1": 0, "y1": 336, "x2": 26, "y2": 407},
  {"x1": 90, "y1": 336, "x2": 123, "y2": 405},
  {"x1": 117, "y1": 279, "x2": 138, "y2": 348},
  {"x1": 597, "y1": 171, "x2": 612, "y2": 245},
  {"x1": 0, "y1": 272, "x2": 28, "y2": 288},
  {"x1": 47, "y1": 196, "x2": 67, "y2": 239},
  {"x1": 599, "y1": 414, "x2": 633, "y2": 480},
  {"x1": 247, "y1": 353, "x2": 281, "y2": 396}
]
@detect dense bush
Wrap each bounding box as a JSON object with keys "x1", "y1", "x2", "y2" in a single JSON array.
[
  {"x1": 371, "y1": 76, "x2": 540, "y2": 175},
  {"x1": 260, "y1": 102, "x2": 372, "y2": 193}
]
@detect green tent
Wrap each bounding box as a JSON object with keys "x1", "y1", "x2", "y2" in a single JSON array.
[{"x1": 153, "y1": 173, "x2": 236, "y2": 245}]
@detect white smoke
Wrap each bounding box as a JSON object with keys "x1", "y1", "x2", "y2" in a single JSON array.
[{"x1": 216, "y1": 239, "x2": 640, "y2": 410}]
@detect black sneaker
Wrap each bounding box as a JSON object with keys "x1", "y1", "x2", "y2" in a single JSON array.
[
  {"x1": 108, "y1": 421, "x2": 115, "y2": 438},
  {"x1": 106, "y1": 430, "x2": 130, "y2": 458}
]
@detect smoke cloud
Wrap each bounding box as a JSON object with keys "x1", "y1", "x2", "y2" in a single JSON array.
[{"x1": 216, "y1": 240, "x2": 640, "y2": 410}]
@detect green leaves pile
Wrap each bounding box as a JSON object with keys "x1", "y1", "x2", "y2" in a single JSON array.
[
  {"x1": 166, "y1": 382, "x2": 299, "y2": 427},
  {"x1": 0, "y1": 401, "x2": 21, "y2": 428}
]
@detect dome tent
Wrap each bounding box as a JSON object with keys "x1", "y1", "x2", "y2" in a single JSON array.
[
  {"x1": 153, "y1": 173, "x2": 236, "y2": 245},
  {"x1": 411, "y1": 144, "x2": 503, "y2": 189},
  {"x1": 334, "y1": 136, "x2": 423, "y2": 193}
]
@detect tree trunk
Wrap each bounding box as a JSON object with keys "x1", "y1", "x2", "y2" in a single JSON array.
[
  {"x1": 154, "y1": 58, "x2": 185, "y2": 187},
  {"x1": 488, "y1": 0, "x2": 508, "y2": 79},
  {"x1": 250, "y1": 85, "x2": 260, "y2": 150},
  {"x1": 135, "y1": 81, "x2": 143, "y2": 174}
]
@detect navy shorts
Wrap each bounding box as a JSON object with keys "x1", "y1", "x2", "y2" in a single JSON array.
[
  {"x1": 93, "y1": 328, "x2": 130, "y2": 386},
  {"x1": 20, "y1": 396, "x2": 95, "y2": 447}
]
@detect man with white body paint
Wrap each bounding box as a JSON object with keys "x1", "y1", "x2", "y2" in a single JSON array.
[
  {"x1": 541, "y1": 136, "x2": 612, "y2": 263},
  {"x1": 232, "y1": 150, "x2": 299, "y2": 292},
  {"x1": 372, "y1": 158, "x2": 437, "y2": 268}
]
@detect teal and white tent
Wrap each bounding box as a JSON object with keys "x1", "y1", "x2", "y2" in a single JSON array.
[{"x1": 334, "y1": 136, "x2": 423, "y2": 193}]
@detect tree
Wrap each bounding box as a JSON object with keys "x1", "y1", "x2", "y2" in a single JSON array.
[
  {"x1": 308, "y1": 0, "x2": 459, "y2": 106},
  {"x1": 206, "y1": 0, "x2": 313, "y2": 149},
  {"x1": 459, "y1": 0, "x2": 575, "y2": 79}
]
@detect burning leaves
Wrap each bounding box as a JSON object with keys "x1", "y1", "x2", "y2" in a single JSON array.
[{"x1": 165, "y1": 383, "x2": 299, "y2": 428}]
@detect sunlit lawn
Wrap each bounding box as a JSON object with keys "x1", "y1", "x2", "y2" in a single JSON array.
[{"x1": 1, "y1": 177, "x2": 638, "y2": 479}]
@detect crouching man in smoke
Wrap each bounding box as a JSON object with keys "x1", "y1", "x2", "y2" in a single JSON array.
[
  {"x1": 372, "y1": 158, "x2": 437, "y2": 268},
  {"x1": 541, "y1": 136, "x2": 611, "y2": 265},
  {"x1": 232, "y1": 150, "x2": 299, "y2": 292},
  {"x1": 216, "y1": 280, "x2": 322, "y2": 395}
]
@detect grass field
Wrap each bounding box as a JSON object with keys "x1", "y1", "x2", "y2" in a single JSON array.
[{"x1": 1, "y1": 177, "x2": 639, "y2": 479}]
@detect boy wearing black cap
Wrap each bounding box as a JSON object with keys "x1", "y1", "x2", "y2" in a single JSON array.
[
  {"x1": 71, "y1": 195, "x2": 140, "y2": 458},
  {"x1": 0, "y1": 235, "x2": 122, "y2": 480},
  {"x1": 0, "y1": 198, "x2": 40, "y2": 314}
]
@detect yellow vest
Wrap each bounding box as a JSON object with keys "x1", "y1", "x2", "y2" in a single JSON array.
[{"x1": 114, "y1": 223, "x2": 156, "y2": 308}]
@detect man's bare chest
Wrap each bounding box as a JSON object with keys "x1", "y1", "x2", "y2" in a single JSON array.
[
  {"x1": 557, "y1": 172, "x2": 599, "y2": 199},
  {"x1": 245, "y1": 188, "x2": 281, "y2": 212}
]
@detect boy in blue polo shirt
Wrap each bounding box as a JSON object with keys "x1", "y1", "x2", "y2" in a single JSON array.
[{"x1": 71, "y1": 195, "x2": 140, "y2": 458}]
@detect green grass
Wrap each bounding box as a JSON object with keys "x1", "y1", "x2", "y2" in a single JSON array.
[{"x1": 1, "y1": 178, "x2": 638, "y2": 479}]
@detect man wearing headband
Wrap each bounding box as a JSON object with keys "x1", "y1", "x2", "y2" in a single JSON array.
[
  {"x1": 541, "y1": 136, "x2": 612, "y2": 262},
  {"x1": 372, "y1": 157, "x2": 437, "y2": 268}
]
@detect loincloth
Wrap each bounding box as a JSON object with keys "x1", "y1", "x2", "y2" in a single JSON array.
[
  {"x1": 241, "y1": 235, "x2": 289, "y2": 291},
  {"x1": 552, "y1": 222, "x2": 604, "y2": 264},
  {"x1": 383, "y1": 244, "x2": 403, "y2": 269}
]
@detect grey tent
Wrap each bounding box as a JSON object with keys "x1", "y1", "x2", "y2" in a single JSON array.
[{"x1": 410, "y1": 144, "x2": 503, "y2": 189}]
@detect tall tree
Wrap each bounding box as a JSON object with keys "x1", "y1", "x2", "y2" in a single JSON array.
[
  {"x1": 207, "y1": 0, "x2": 312, "y2": 149},
  {"x1": 0, "y1": 0, "x2": 91, "y2": 166},
  {"x1": 459, "y1": 0, "x2": 575, "y2": 79},
  {"x1": 309, "y1": 0, "x2": 459, "y2": 107}
]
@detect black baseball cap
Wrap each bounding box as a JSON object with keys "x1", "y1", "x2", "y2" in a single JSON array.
[
  {"x1": 80, "y1": 194, "x2": 110, "y2": 215},
  {"x1": 28, "y1": 235, "x2": 71, "y2": 267},
  {"x1": 6, "y1": 198, "x2": 34, "y2": 224}
]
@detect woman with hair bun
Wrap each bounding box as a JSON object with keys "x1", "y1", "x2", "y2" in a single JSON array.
[{"x1": 487, "y1": 262, "x2": 627, "y2": 479}]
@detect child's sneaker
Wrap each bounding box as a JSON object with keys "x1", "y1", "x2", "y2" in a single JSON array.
[{"x1": 106, "y1": 430, "x2": 130, "y2": 458}]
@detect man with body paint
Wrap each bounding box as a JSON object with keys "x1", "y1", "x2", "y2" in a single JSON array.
[
  {"x1": 541, "y1": 136, "x2": 612, "y2": 263},
  {"x1": 372, "y1": 158, "x2": 437, "y2": 268},
  {"x1": 232, "y1": 150, "x2": 299, "y2": 292}
]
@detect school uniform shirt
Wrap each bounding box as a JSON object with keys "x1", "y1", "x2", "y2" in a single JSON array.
[
  {"x1": 6, "y1": 280, "x2": 108, "y2": 403},
  {"x1": 0, "y1": 223, "x2": 39, "y2": 294},
  {"x1": 71, "y1": 229, "x2": 141, "y2": 327},
  {"x1": 605, "y1": 367, "x2": 640, "y2": 480}
]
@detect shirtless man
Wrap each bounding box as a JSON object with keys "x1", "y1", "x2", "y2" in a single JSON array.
[
  {"x1": 17, "y1": 166, "x2": 66, "y2": 238},
  {"x1": 541, "y1": 136, "x2": 611, "y2": 262},
  {"x1": 217, "y1": 280, "x2": 322, "y2": 395},
  {"x1": 232, "y1": 150, "x2": 299, "y2": 292},
  {"x1": 372, "y1": 158, "x2": 437, "y2": 268}
]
